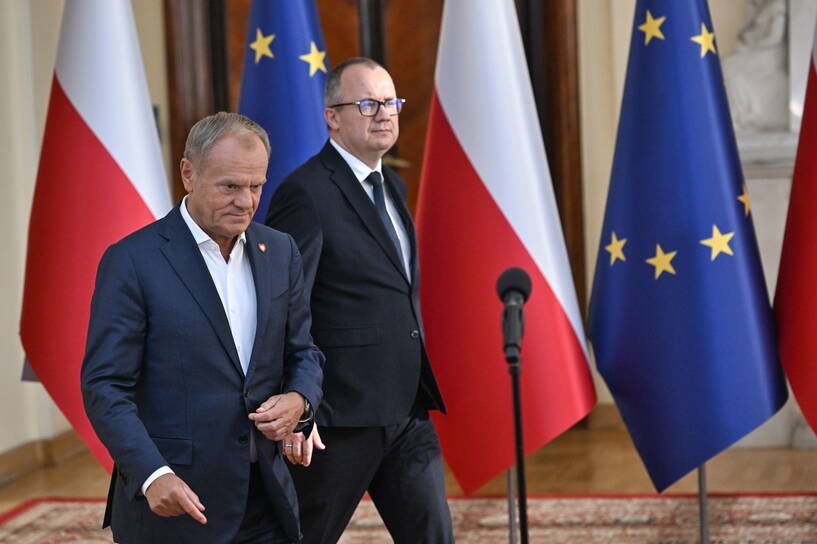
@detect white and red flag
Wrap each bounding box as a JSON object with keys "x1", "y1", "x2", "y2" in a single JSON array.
[
  {"x1": 775, "y1": 18, "x2": 817, "y2": 434},
  {"x1": 416, "y1": 0, "x2": 596, "y2": 494},
  {"x1": 20, "y1": 0, "x2": 171, "y2": 471}
]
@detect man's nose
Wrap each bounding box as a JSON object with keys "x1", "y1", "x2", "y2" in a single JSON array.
[
  {"x1": 374, "y1": 102, "x2": 391, "y2": 121},
  {"x1": 234, "y1": 188, "x2": 253, "y2": 208}
]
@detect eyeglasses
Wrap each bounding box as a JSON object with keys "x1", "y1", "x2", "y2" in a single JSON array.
[{"x1": 329, "y1": 98, "x2": 406, "y2": 117}]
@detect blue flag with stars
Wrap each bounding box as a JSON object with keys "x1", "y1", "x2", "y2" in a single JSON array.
[
  {"x1": 238, "y1": 0, "x2": 328, "y2": 221},
  {"x1": 588, "y1": 0, "x2": 787, "y2": 492}
]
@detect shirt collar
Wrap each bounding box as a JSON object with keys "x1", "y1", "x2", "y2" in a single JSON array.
[
  {"x1": 180, "y1": 195, "x2": 247, "y2": 248},
  {"x1": 330, "y1": 138, "x2": 382, "y2": 182}
]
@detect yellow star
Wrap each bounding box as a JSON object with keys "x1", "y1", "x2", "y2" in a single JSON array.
[
  {"x1": 646, "y1": 244, "x2": 677, "y2": 279},
  {"x1": 605, "y1": 232, "x2": 627, "y2": 266},
  {"x1": 249, "y1": 28, "x2": 275, "y2": 64},
  {"x1": 299, "y1": 41, "x2": 327, "y2": 77},
  {"x1": 737, "y1": 185, "x2": 751, "y2": 216},
  {"x1": 700, "y1": 225, "x2": 735, "y2": 261},
  {"x1": 690, "y1": 23, "x2": 717, "y2": 57},
  {"x1": 638, "y1": 10, "x2": 666, "y2": 45}
]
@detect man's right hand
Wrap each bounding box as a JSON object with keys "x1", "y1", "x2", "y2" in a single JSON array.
[{"x1": 144, "y1": 473, "x2": 207, "y2": 524}]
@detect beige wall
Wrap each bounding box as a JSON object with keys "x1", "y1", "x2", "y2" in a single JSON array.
[
  {"x1": 0, "y1": 1, "x2": 169, "y2": 455},
  {"x1": 0, "y1": 0, "x2": 59, "y2": 455},
  {"x1": 578, "y1": 0, "x2": 749, "y2": 402}
]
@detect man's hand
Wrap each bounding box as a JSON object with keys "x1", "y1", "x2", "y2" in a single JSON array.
[
  {"x1": 282, "y1": 426, "x2": 326, "y2": 466},
  {"x1": 249, "y1": 392, "x2": 305, "y2": 441},
  {"x1": 144, "y1": 473, "x2": 207, "y2": 524}
]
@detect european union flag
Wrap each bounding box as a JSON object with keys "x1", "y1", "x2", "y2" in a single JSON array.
[
  {"x1": 588, "y1": 0, "x2": 788, "y2": 491},
  {"x1": 238, "y1": 0, "x2": 328, "y2": 221}
]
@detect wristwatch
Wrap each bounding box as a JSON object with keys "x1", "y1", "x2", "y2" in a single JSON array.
[{"x1": 293, "y1": 397, "x2": 313, "y2": 433}]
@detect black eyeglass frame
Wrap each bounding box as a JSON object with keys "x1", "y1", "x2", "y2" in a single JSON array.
[{"x1": 329, "y1": 98, "x2": 406, "y2": 117}]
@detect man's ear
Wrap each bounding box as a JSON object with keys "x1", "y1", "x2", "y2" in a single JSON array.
[
  {"x1": 324, "y1": 107, "x2": 339, "y2": 131},
  {"x1": 180, "y1": 158, "x2": 195, "y2": 193}
]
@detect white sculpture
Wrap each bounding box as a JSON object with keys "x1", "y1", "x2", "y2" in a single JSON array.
[{"x1": 722, "y1": 0, "x2": 788, "y2": 132}]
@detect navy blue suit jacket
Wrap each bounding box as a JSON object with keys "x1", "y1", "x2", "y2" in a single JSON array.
[{"x1": 81, "y1": 205, "x2": 323, "y2": 544}]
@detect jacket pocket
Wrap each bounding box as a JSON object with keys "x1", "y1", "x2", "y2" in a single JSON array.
[
  {"x1": 312, "y1": 326, "x2": 379, "y2": 347},
  {"x1": 151, "y1": 436, "x2": 193, "y2": 466}
]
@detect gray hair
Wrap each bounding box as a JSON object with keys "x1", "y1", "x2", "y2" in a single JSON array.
[
  {"x1": 324, "y1": 57, "x2": 386, "y2": 107},
  {"x1": 184, "y1": 112, "x2": 270, "y2": 168}
]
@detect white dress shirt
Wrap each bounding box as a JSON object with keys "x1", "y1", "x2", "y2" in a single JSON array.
[
  {"x1": 180, "y1": 196, "x2": 257, "y2": 372},
  {"x1": 330, "y1": 138, "x2": 412, "y2": 280},
  {"x1": 142, "y1": 197, "x2": 258, "y2": 494}
]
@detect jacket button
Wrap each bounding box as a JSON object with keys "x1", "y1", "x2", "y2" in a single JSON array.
[
  {"x1": 244, "y1": 388, "x2": 250, "y2": 398},
  {"x1": 238, "y1": 434, "x2": 249, "y2": 445},
  {"x1": 410, "y1": 329, "x2": 420, "y2": 339}
]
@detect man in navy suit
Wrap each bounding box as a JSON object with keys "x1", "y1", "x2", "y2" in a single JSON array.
[
  {"x1": 81, "y1": 112, "x2": 323, "y2": 544},
  {"x1": 267, "y1": 58, "x2": 453, "y2": 543}
]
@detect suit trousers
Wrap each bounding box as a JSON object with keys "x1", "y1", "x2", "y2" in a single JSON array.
[
  {"x1": 289, "y1": 414, "x2": 454, "y2": 544},
  {"x1": 232, "y1": 463, "x2": 295, "y2": 544}
]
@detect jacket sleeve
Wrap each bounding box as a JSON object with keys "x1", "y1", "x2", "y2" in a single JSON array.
[{"x1": 80, "y1": 243, "x2": 168, "y2": 499}]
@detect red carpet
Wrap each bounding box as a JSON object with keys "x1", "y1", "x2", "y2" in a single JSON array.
[{"x1": 2, "y1": 495, "x2": 817, "y2": 543}]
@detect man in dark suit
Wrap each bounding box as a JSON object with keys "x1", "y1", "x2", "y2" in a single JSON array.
[
  {"x1": 266, "y1": 58, "x2": 453, "y2": 543},
  {"x1": 81, "y1": 112, "x2": 323, "y2": 544}
]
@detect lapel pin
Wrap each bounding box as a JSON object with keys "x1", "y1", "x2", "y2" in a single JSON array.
[{"x1": 257, "y1": 243, "x2": 267, "y2": 253}]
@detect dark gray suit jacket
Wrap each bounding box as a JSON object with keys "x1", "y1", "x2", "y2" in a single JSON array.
[{"x1": 266, "y1": 141, "x2": 445, "y2": 427}]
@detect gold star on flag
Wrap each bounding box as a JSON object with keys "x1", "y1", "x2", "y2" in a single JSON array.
[
  {"x1": 737, "y1": 185, "x2": 751, "y2": 216},
  {"x1": 638, "y1": 10, "x2": 666, "y2": 45},
  {"x1": 646, "y1": 244, "x2": 677, "y2": 279},
  {"x1": 299, "y1": 41, "x2": 327, "y2": 76},
  {"x1": 700, "y1": 225, "x2": 735, "y2": 261},
  {"x1": 605, "y1": 232, "x2": 627, "y2": 266},
  {"x1": 691, "y1": 23, "x2": 716, "y2": 57},
  {"x1": 249, "y1": 28, "x2": 275, "y2": 64}
]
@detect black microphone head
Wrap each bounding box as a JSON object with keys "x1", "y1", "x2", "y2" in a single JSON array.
[{"x1": 496, "y1": 267, "x2": 532, "y2": 302}]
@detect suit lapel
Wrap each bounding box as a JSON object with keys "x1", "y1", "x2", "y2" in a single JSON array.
[
  {"x1": 158, "y1": 207, "x2": 243, "y2": 378},
  {"x1": 244, "y1": 225, "x2": 273, "y2": 376},
  {"x1": 320, "y1": 143, "x2": 409, "y2": 283}
]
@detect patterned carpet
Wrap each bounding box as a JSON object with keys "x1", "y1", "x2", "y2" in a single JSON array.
[{"x1": 1, "y1": 495, "x2": 817, "y2": 543}]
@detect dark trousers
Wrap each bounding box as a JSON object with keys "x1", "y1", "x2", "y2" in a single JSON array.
[
  {"x1": 233, "y1": 463, "x2": 297, "y2": 544},
  {"x1": 289, "y1": 414, "x2": 454, "y2": 544}
]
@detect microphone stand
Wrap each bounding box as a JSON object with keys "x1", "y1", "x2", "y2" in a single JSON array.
[
  {"x1": 505, "y1": 340, "x2": 529, "y2": 543},
  {"x1": 497, "y1": 268, "x2": 531, "y2": 544}
]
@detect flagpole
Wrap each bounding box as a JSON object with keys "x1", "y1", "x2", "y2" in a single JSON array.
[
  {"x1": 506, "y1": 468, "x2": 519, "y2": 544},
  {"x1": 698, "y1": 464, "x2": 710, "y2": 544}
]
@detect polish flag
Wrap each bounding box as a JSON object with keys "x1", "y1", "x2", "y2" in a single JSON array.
[
  {"x1": 20, "y1": 0, "x2": 171, "y2": 471},
  {"x1": 775, "y1": 19, "x2": 817, "y2": 434},
  {"x1": 416, "y1": 0, "x2": 596, "y2": 494}
]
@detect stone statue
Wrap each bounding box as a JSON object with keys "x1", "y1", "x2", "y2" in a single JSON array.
[{"x1": 722, "y1": 0, "x2": 788, "y2": 132}]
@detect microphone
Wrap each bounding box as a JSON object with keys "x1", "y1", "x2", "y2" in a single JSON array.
[{"x1": 496, "y1": 267, "x2": 532, "y2": 363}]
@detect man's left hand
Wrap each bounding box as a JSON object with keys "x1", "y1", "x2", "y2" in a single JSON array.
[
  {"x1": 282, "y1": 426, "x2": 326, "y2": 466},
  {"x1": 249, "y1": 392, "x2": 304, "y2": 441}
]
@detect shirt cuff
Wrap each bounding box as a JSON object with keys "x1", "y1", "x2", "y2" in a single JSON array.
[{"x1": 141, "y1": 466, "x2": 174, "y2": 495}]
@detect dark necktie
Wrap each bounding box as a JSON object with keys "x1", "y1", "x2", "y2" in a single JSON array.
[{"x1": 366, "y1": 171, "x2": 404, "y2": 262}]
